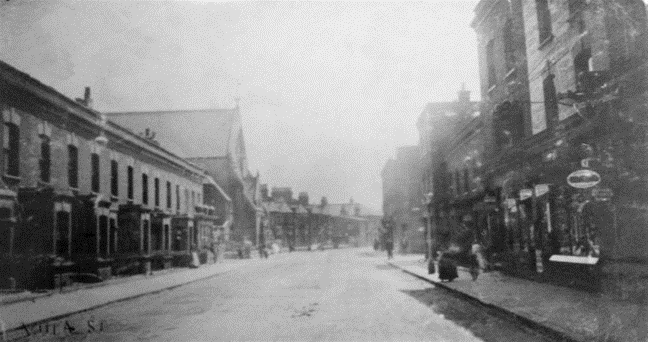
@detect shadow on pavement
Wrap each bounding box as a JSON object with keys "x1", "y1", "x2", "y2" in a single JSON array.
[{"x1": 401, "y1": 288, "x2": 562, "y2": 342}]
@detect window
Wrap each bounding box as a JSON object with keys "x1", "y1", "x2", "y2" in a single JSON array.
[
  {"x1": 142, "y1": 173, "x2": 149, "y2": 205},
  {"x1": 91, "y1": 153, "x2": 100, "y2": 193},
  {"x1": 503, "y1": 19, "x2": 516, "y2": 73},
  {"x1": 3, "y1": 122, "x2": 19, "y2": 177},
  {"x1": 536, "y1": 0, "x2": 553, "y2": 44},
  {"x1": 176, "y1": 185, "x2": 180, "y2": 211},
  {"x1": 454, "y1": 170, "x2": 461, "y2": 196},
  {"x1": 486, "y1": 39, "x2": 497, "y2": 88},
  {"x1": 574, "y1": 48, "x2": 592, "y2": 83},
  {"x1": 154, "y1": 177, "x2": 160, "y2": 207},
  {"x1": 543, "y1": 74, "x2": 559, "y2": 127},
  {"x1": 127, "y1": 166, "x2": 134, "y2": 200},
  {"x1": 39, "y1": 136, "x2": 51, "y2": 183},
  {"x1": 166, "y1": 181, "x2": 172, "y2": 208},
  {"x1": 184, "y1": 189, "x2": 189, "y2": 213},
  {"x1": 463, "y1": 168, "x2": 470, "y2": 194},
  {"x1": 68, "y1": 145, "x2": 78, "y2": 188},
  {"x1": 191, "y1": 191, "x2": 195, "y2": 210},
  {"x1": 111, "y1": 160, "x2": 119, "y2": 197}
]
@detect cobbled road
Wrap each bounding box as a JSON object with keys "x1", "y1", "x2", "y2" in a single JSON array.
[{"x1": 17, "y1": 248, "x2": 556, "y2": 342}]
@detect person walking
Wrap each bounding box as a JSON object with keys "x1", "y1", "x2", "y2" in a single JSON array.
[
  {"x1": 470, "y1": 240, "x2": 487, "y2": 280},
  {"x1": 385, "y1": 236, "x2": 394, "y2": 260}
]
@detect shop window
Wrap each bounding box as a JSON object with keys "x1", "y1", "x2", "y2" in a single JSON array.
[
  {"x1": 39, "y1": 136, "x2": 51, "y2": 183},
  {"x1": 154, "y1": 177, "x2": 160, "y2": 207},
  {"x1": 142, "y1": 173, "x2": 149, "y2": 205},
  {"x1": 536, "y1": 0, "x2": 553, "y2": 44},
  {"x1": 3, "y1": 122, "x2": 19, "y2": 177},
  {"x1": 111, "y1": 160, "x2": 119, "y2": 197},
  {"x1": 68, "y1": 145, "x2": 79, "y2": 188},
  {"x1": 543, "y1": 74, "x2": 559, "y2": 127},
  {"x1": 127, "y1": 166, "x2": 134, "y2": 200},
  {"x1": 91, "y1": 153, "x2": 100, "y2": 193},
  {"x1": 166, "y1": 181, "x2": 172, "y2": 209}
]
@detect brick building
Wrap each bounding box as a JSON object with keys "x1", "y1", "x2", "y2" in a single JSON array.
[
  {"x1": 0, "y1": 60, "x2": 217, "y2": 289},
  {"x1": 464, "y1": 0, "x2": 648, "y2": 291}
]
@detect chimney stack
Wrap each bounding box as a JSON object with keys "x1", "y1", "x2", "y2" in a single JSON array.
[{"x1": 84, "y1": 87, "x2": 93, "y2": 108}]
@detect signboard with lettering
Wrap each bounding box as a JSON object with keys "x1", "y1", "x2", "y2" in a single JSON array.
[
  {"x1": 592, "y1": 187, "x2": 614, "y2": 201},
  {"x1": 567, "y1": 169, "x2": 601, "y2": 189}
]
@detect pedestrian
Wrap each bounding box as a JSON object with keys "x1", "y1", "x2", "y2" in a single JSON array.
[
  {"x1": 470, "y1": 240, "x2": 487, "y2": 280},
  {"x1": 385, "y1": 236, "x2": 394, "y2": 260},
  {"x1": 438, "y1": 251, "x2": 458, "y2": 282}
]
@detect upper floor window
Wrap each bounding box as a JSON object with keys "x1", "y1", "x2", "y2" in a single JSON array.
[
  {"x1": 154, "y1": 177, "x2": 160, "y2": 207},
  {"x1": 176, "y1": 185, "x2": 181, "y2": 211},
  {"x1": 91, "y1": 153, "x2": 100, "y2": 193},
  {"x1": 463, "y1": 168, "x2": 470, "y2": 194},
  {"x1": 503, "y1": 19, "x2": 516, "y2": 73},
  {"x1": 486, "y1": 39, "x2": 497, "y2": 88},
  {"x1": 39, "y1": 136, "x2": 51, "y2": 183},
  {"x1": 67, "y1": 145, "x2": 78, "y2": 188},
  {"x1": 2, "y1": 108, "x2": 20, "y2": 178},
  {"x1": 111, "y1": 160, "x2": 119, "y2": 197},
  {"x1": 543, "y1": 74, "x2": 559, "y2": 127},
  {"x1": 142, "y1": 173, "x2": 149, "y2": 205},
  {"x1": 38, "y1": 122, "x2": 52, "y2": 183},
  {"x1": 127, "y1": 166, "x2": 134, "y2": 200},
  {"x1": 536, "y1": 0, "x2": 553, "y2": 44},
  {"x1": 166, "y1": 181, "x2": 172, "y2": 209}
]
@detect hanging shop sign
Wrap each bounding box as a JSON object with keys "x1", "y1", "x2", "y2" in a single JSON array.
[
  {"x1": 519, "y1": 189, "x2": 533, "y2": 201},
  {"x1": 567, "y1": 169, "x2": 601, "y2": 189},
  {"x1": 534, "y1": 184, "x2": 550, "y2": 197},
  {"x1": 592, "y1": 187, "x2": 614, "y2": 201}
]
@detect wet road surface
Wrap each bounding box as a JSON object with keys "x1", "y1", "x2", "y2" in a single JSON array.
[{"x1": 16, "y1": 249, "x2": 557, "y2": 341}]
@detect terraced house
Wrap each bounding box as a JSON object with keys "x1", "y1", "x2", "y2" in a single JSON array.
[{"x1": 0, "y1": 60, "x2": 223, "y2": 290}]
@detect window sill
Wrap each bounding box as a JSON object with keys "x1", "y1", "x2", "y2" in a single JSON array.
[
  {"x1": 538, "y1": 34, "x2": 554, "y2": 50},
  {"x1": 2, "y1": 174, "x2": 21, "y2": 183},
  {"x1": 111, "y1": 195, "x2": 119, "y2": 202},
  {"x1": 37, "y1": 180, "x2": 52, "y2": 187}
]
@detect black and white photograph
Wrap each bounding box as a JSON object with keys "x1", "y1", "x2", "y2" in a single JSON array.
[{"x1": 1, "y1": 0, "x2": 648, "y2": 341}]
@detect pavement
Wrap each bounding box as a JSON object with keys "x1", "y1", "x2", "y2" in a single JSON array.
[
  {"x1": 0, "y1": 257, "x2": 266, "y2": 336},
  {"x1": 386, "y1": 253, "x2": 648, "y2": 342},
  {"x1": 3, "y1": 248, "x2": 555, "y2": 342}
]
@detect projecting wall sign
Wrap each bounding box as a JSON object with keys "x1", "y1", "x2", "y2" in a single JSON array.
[{"x1": 567, "y1": 169, "x2": 601, "y2": 189}]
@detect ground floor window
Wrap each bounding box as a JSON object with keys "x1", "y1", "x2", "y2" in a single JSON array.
[{"x1": 55, "y1": 211, "x2": 70, "y2": 256}]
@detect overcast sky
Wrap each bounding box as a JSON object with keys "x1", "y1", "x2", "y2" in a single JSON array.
[{"x1": 0, "y1": 0, "x2": 480, "y2": 212}]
